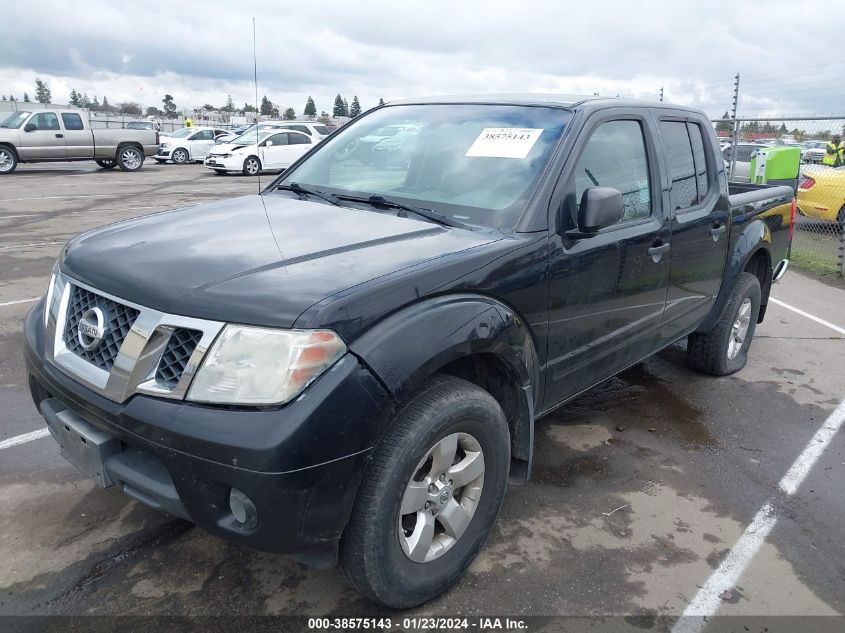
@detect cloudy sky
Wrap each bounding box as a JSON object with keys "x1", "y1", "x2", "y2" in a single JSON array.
[{"x1": 2, "y1": 0, "x2": 843, "y2": 118}]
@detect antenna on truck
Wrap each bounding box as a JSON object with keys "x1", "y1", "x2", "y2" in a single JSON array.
[{"x1": 252, "y1": 16, "x2": 261, "y2": 193}]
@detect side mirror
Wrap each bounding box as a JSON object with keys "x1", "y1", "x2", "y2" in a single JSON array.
[
  {"x1": 566, "y1": 187, "x2": 624, "y2": 238},
  {"x1": 24, "y1": 123, "x2": 36, "y2": 132},
  {"x1": 265, "y1": 140, "x2": 273, "y2": 147}
]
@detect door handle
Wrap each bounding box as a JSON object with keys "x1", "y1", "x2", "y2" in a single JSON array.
[
  {"x1": 55, "y1": 133, "x2": 64, "y2": 138},
  {"x1": 647, "y1": 241, "x2": 671, "y2": 263},
  {"x1": 710, "y1": 224, "x2": 727, "y2": 241}
]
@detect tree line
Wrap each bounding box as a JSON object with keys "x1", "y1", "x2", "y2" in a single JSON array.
[{"x1": 2, "y1": 78, "x2": 385, "y2": 123}]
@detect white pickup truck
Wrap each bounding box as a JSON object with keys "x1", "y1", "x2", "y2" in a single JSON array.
[{"x1": 0, "y1": 109, "x2": 159, "y2": 174}]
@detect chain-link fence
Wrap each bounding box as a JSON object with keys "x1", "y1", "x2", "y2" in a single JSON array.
[{"x1": 714, "y1": 116, "x2": 845, "y2": 278}]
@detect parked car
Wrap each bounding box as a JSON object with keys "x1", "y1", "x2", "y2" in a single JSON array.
[
  {"x1": 801, "y1": 141, "x2": 828, "y2": 164},
  {"x1": 0, "y1": 109, "x2": 158, "y2": 173},
  {"x1": 154, "y1": 127, "x2": 230, "y2": 164},
  {"x1": 797, "y1": 166, "x2": 845, "y2": 224},
  {"x1": 722, "y1": 142, "x2": 767, "y2": 181},
  {"x1": 24, "y1": 95, "x2": 794, "y2": 608},
  {"x1": 215, "y1": 121, "x2": 331, "y2": 145},
  {"x1": 204, "y1": 128, "x2": 316, "y2": 175}
]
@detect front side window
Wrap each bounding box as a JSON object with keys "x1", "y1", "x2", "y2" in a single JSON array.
[
  {"x1": 288, "y1": 132, "x2": 311, "y2": 145},
  {"x1": 191, "y1": 130, "x2": 214, "y2": 141},
  {"x1": 265, "y1": 133, "x2": 288, "y2": 146},
  {"x1": 660, "y1": 121, "x2": 697, "y2": 211},
  {"x1": 29, "y1": 112, "x2": 60, "y2": 131},
  {"x1": 573, "y1": 120, "x2": 652, "y2": 224},
  {"x1": 61, "y1": 113, "x2": 84, "y2": 131},
  {"x1": 277, "y1": 104, "x2": 572, "y2": 229}
]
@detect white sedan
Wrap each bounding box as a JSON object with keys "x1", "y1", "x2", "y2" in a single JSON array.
[
  {"x1": 154, "y1": 127, "x2": 229, "y2": 164},
  {"x1": 204, "y1": 129, "x2": 315, "y2": 175}
]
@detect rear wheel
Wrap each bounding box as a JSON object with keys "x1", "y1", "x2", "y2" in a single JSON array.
[
  {"x1": 0, "y1": 146, "x2": 18, "y2": 174},
  {"x1": 242, "y1": 156, "x2": 261, "y2": 176},
  {"x1": 116, "y1": 146, "x2": 144, "y2": 171},
  {"x1": 338, "y1": 375, "x2": 510, "y2": 608},
  {"x1": 171, "y1": 148, "x2": 189, "y2": 164},
  {"x1": 687, "y1": 272, "x2": 761, "y2": 376},
  {"x1": 96, "y1": 159, "x2": 117, "y2": 169}
]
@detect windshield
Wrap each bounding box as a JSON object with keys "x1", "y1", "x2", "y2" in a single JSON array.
[
  {"x1": 231, "y1": 129, "x2": 266, "y2": 145},
  {"x1": 0, "y1": 111, "x2": 32, "y2": 129},
  {"x1": 275, "y1": 104, "x2": 571, "y2": 228},
  {"x1": 164, "y1": 128, "x2": 195, "y2": 138}
]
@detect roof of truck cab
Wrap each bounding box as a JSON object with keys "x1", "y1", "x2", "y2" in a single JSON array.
[{"x1": 387, "y1": 93, "x2": 684, "y2": 111}]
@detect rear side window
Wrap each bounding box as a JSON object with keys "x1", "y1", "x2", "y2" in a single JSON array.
[
  {"x1": 61, "y1": 113, "x2": 84, "y2": 130},
  {"x1": 284, "y1": 125, "x2": 311, "y2": 135},
  {"x1": 313, "y1": 125, "x2": 330, "y2": 135},
  {"x1": 660, "y1": 121, "x2": 697, "y2": 211},
  {"x1": 687, "y1": 123, "x2": 710, "y2": 202},
  {"x1": 573, "y1": 120, "x2": 652, "y2": 224}
]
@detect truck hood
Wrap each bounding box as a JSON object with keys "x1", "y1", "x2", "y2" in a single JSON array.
[{"x1": 62, "y1": 195, "x2": 501, "y2": 327}]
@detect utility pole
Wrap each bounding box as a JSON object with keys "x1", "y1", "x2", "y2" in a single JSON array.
[
  {"x1": 728, "y1": 73, "x2": 741, "y2": 181},
  {"x1": 659, "y1": 86, "x2": 664, "y2": 102}
]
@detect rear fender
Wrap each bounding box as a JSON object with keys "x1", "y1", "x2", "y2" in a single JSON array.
[{"x1": 697, "y1": 218, "x2": 772, "y2": 333}]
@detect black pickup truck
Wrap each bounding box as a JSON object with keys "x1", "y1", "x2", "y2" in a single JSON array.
[{"x1": 23, "y1": 95, "x2": 794, "y2": 608}]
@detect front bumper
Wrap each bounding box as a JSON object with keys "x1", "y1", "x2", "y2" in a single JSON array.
[
  {"x1": 24, "y1": 300, "x2": 390, "y2": 566},
  {"x1": 204, "y1": 155, "x2": 242, "y2": 170},
  {"x1": 154, "y1": 149, "x2": 171, "y2": 159}
]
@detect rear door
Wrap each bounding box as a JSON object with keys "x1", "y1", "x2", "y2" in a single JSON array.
[
  {"x1": 18, "y1": 112, "x2": 65, "y2": 159},
  {"x1": 544, "y1": 112, "x2": 671, "y2": 407},
  {"x1": 60, "y1": 112, "x2": 93, "y2": 159},
  {"x1": 654, "y1": 115, "x2": 730, "y2": 345}
]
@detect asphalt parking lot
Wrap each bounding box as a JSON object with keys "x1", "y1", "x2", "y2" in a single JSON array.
[{"x1": 1, "y1": 162, "x2": 844, "y2": 629}]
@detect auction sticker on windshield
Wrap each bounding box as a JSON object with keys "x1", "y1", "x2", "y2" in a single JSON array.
[{"x1": 465, "y1": 128, "x2": 543, "y2": 159}]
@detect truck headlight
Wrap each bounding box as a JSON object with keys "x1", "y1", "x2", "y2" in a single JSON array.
[
  {"x1": 44, "y1": 262, "x2": 66, "y2": 328},
  {"x1": 187, "y1": 325, "x2": 346, "y2": 405}
]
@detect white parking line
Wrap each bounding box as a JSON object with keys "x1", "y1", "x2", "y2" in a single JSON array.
[
  {"x1": 769, "y1": 297, "x2": 845, "y2": 336},
  {"x1": 673, "y1": 301, "x2": 845, "y2": 633},
  {"x1": 0, "y1": 298, "x2": 39, "y2": 308},
  {"x1": 0, "y1": 194, "x2": 114, "y2": 202},
  {"x1": 0, "y1": 428, "x2": 50, "y2": 451}
]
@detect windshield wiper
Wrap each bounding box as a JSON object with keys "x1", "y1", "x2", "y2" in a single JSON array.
[
  {"x1": 337, "y1": 194, "x2": 467, "y2": 229},
  {"x1": 277, "y1": 182, "x2": 340, "y2": 206}
]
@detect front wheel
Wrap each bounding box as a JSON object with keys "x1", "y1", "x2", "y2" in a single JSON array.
[
  {"x1": 338, "y1": 375, "x2": 510, "y2": 608},
  {"x1": 96, "y1": 159, "x2": 117, "y2": 169},
  {"x1": 687, "y1": 272, "x2": 761, "y2": 376},
  {"x1": 0, "y1": 146, "x2": 18, "y2": 174},
  {"x1": 171, "y1": 148, "x2": 189, "y2": 164},
  {"x1": 116, "y1": 146, "x2": 144, "y2": 171},
  {"x1": 242, "y1": 156, "x2": 261, "y2": 176}
]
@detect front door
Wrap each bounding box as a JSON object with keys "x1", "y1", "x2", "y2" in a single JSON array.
[
  {"x1": 260, "y1": 132, "x2": 292, "y2": 169},
  {"x1": 544, "y1": 115, "x2": 670, "y2": 408},
  {"x1": 654, "y1": 118, "x2": 729, "y2": 344},
  {"x1": 188, "y1": 129, "x2": 215, "y2": 160},
  {"x1": 18, "y1": 112, "x2": 66, "y2": 159}
]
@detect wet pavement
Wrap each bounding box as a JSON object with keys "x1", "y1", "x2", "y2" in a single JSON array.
[{"x1": 1, "y1": 162, "x2": 843, "y2": 627}]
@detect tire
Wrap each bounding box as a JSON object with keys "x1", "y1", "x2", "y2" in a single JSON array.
[
  {"x1": 171, "y1": 148, "x2": 189, "y2": 164},
  {"x1": 96, "y1": 159, "x2": 117, "y2": 169},
  {"x1": 338, "y1": 375, "x2": 510, "y2": 608},
  {"x1": 116, "y1": 146, "x2": 144, "y2": 171},
  {"x1": 687, "y1": 272, "x2": 761, "y2": 376},
  {"x1": 0, "y1": 146, "x2": 18, "y2": 174},
  {"x1": 242, "y1": 156, "x2": 261, "y2": 176}
]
